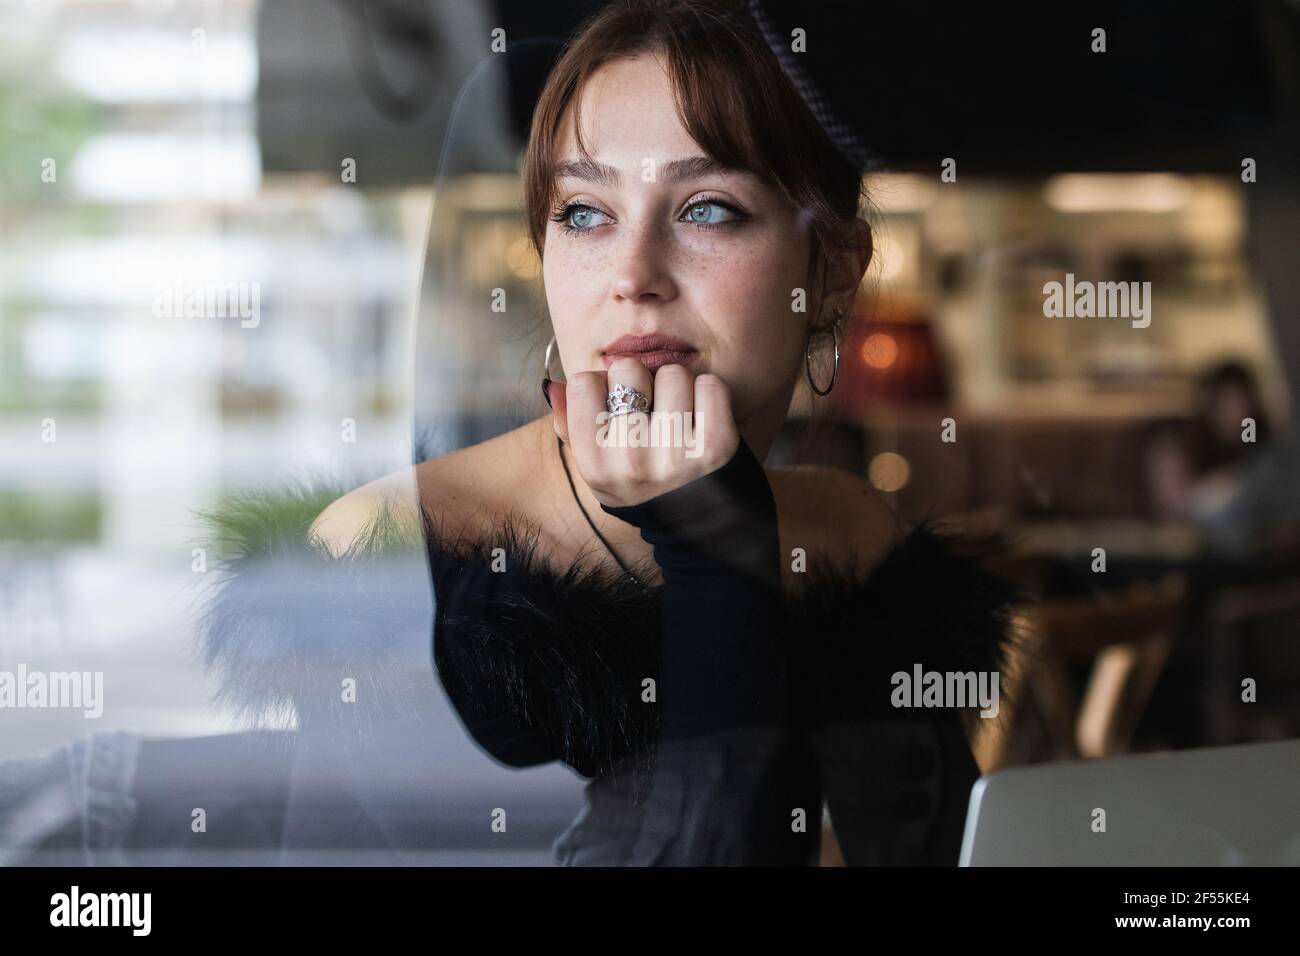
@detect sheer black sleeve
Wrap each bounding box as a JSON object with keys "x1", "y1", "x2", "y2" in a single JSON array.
[{"x1": 599, "y1": 437, "x2": 820, "y2": 865}]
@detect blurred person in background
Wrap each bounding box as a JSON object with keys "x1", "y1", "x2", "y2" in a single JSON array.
[{"x1": 1144, "y1": 359, "x2": 1300, "y2": 560}]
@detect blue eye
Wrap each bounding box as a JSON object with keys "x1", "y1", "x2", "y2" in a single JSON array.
[
  {"x1": 550, "y1": 203, "x2": 611, "y2": 235},
  {"x1": 682, "y1": 200, "x2": 741, "y2": 227},
  {"x1": 548, "y1": 197, "x2": 748, "y2": 238}
]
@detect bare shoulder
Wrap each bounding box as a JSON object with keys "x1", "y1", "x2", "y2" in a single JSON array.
[
  {"x1": 308, "y1": 442, "x2": 505, "y2": 559},
  {"x1": 307, "y1": 465, "x2": 425, "y2": 558},
  {"x1": 769, "y1": 464, "x2": 903, "y2": 576}
]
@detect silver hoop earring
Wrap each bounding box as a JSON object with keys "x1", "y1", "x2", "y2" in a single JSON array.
[
  {"x1": 805, "y1": 307, "x2": 843, "y2": 397},
  {"x1": 543, "y1": 334, "x2": 563, "y2": 380}
]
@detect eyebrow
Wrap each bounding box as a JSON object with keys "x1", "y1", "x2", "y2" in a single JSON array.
[{"x1": 553, "y1": 155, "x2": 741, "y2": 187}]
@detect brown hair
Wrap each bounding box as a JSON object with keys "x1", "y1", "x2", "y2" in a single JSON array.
[{"x1": 521, "y1": 0, "x2": 871, "y2": 314}]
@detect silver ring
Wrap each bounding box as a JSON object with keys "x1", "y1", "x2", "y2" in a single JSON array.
[{"x1": 607, "y1": 384, "x2": 650, "y2": 417}]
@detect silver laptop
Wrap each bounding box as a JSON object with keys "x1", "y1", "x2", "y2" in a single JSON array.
[{"x1": 960, "y1": 737, "x2": 1300, "y2": 865}]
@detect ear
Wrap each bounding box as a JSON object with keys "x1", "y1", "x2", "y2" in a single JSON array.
[{"x1": 813, "y1": 217, "x2": 873, "y2": 328}]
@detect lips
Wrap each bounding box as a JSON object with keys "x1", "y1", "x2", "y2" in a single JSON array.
[{"x1": 601, "y1": 333, "x2": 699, "y2": 373}]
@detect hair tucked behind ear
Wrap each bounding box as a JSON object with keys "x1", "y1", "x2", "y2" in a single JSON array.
[
  {"x1": 522, "y1": 0, "x2": 871, "y2": 292},
  {"x1": 521, "y1": 0, "x2": 875, "y2": 444}
]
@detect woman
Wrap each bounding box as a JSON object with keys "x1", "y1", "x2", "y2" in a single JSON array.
[
  {"x1": 1143, "y1": 360, "x2": 1300, "y2": 559},
  {"x1": 298, "y1": 0, "x2": 1022, "y2": 866}
]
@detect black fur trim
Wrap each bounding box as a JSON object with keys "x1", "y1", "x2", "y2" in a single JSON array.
[
  {"x1": 422, "y1": 509, "x2": 664, "y2": 789},
  {"x1": 790, "y1": 520, "x2": 1030, "y2": 737},
  {"x1": 190, "y1": 480, "x2": 439, "y2": 760},
  {"x1": 192, "y1": 480, "x2": 1028, "y2": 783}
]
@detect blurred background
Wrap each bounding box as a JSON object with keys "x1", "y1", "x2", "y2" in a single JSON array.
[{"x1": 1, "y1": 0, "x2": 1298, "y2": 864}]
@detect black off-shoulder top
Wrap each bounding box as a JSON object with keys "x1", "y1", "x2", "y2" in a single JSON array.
[{"x1": 196, "y1": 443, "x2": 1024, "y2": 866}]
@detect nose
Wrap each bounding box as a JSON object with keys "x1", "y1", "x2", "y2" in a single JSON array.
[{"x1": 608, "y1": 216, "x2": 677, "y2": 305}]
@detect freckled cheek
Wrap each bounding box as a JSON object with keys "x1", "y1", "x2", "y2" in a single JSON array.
[
  {"x1": 695, "y1": 249, "x2": 804, "y2": 357},
  {"x1": 543, "y1": 247, "x2": 607, "y2": 336},
  {"x1": 544, "y1": 242, "x2": 605, "y2": 289}
]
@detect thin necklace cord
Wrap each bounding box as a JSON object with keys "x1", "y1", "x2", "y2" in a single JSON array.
[{"x1": 556, "y1": 433, "x2": 643, "y2": 588}]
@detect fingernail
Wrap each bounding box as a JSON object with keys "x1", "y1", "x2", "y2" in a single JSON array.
[{"x1": 542, "y1": 377, "x2": 553, "y2": 409}]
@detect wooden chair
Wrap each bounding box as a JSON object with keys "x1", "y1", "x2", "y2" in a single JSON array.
[
  {"x1": 1205, "y1": 570, "x2": 1300, "y2": 743},
  {"x1": 974, "y1": 573, "x2": 1187, "y2": 768}
]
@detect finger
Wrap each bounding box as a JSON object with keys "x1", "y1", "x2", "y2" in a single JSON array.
[
  {"x1": 650, "y1": 363, "x2": 694, "y2": 464},
  {"x1": 652, "y1": 363, "x2": 692, "y2": 415},
  {"x1": 564, "y1": 369, "x2": 610, "y2": 478},
  {"x1": 550, "y1": 380, "x2": 569, "y2": 444},
  {"x1": 606, "y1": 356, "x2": 654, "y2": 412},
  {"x1": 693, "y1": 372, "x2": 739, "y2": 469},
  {"x1": 605, "y1": 355, "x2": 654, "y2": 453}
]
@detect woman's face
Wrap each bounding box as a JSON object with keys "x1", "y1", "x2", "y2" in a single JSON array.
[{"x1": 541, "y1": 53, "x2": 814, "y2": 426}]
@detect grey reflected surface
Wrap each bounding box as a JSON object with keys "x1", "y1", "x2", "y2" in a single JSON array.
[{"x1": 961, "y1": 737, "x2": 1300, "y2": 866}]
